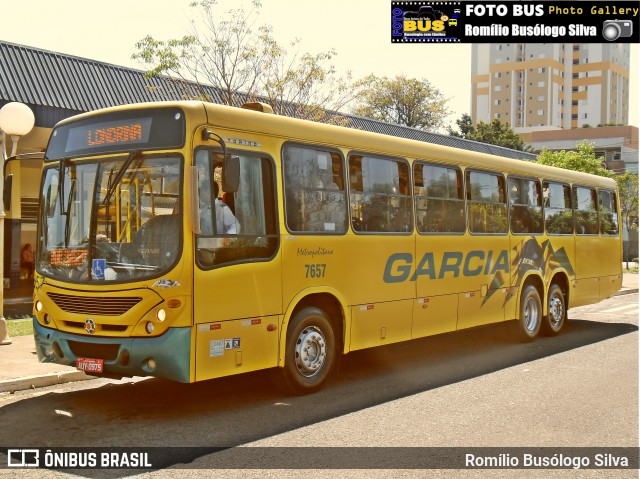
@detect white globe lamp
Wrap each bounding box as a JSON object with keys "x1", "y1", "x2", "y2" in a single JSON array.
[{"x1": 0, "y1": 102, "x2": 35, "y2": 157}]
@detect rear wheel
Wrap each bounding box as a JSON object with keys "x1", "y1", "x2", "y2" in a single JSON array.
[
  {"x1": 542, "y1": 284, "x2": 566, "y2": 336},
  {"x1": 517, "y1": 285, "x2": 542, "y2": 342},
  {"x1": 282, "y1": 307, "x2": 336, "y2": 394}
]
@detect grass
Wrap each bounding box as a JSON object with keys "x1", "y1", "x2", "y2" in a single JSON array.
[
  {"x1": 5, "y1": 318, "x2": 33, "y2": 337},
  {"x1": 623, "y1": 263, "x2": 639, "y2": 274}
]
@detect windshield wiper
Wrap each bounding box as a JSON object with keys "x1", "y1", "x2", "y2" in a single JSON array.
[
  {"x1": 102, "y1": 150, "x2": 142, "y2": 206},
  {"x1": 58, "y1": 158, "x2": 67, "y2": 215}
]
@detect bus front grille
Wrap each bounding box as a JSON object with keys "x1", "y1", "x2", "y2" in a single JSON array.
[
  {"x1": 63, "y1": 321, "x2": 128, "y2": 333},
  {"x1": 48, "y1": 293, "x2": 142, "y2": 316}
]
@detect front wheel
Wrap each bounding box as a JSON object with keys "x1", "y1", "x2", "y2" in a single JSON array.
[
  {"x1": 542, "y1": 284, "x2": 566, "y2": 336},
  {"x1": 517, "y1": 285, "x2": 542, "y2": 342},
  {"x1": 282, "y1": 307, "x2": 336, "y2": 394}
]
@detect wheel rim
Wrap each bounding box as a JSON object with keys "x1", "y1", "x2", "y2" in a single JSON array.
[
  {"x1": 294, "y1": 326, "x2": 327, "y2": 378},
  {"x1": 523, "y1": 296, "x2": 540, "y2": 332},
  {"x1": 548, "y1": 294, "x2": 564, "y2": 329}
]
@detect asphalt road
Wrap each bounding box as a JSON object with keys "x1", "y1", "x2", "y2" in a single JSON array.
[{"x1": 0, "y1": 293, "x2": 637, "y2": 479}]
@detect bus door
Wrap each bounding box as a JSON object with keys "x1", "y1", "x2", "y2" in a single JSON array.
[
  {"x1": 192, "y1": 148, "x2": 282, "y2": 381},
  {"x1": 573, "y1": 186, "x2": 601, "y2": 306},
  {"x1": 597, "y1": 190, "x2": 623, "y2": 300},
  {"x1": 455, "y1": 170, "x2": 511, "y2": 330},
  {"x1": 507, "y1": 177, "x2": 546, "y2": 320},
  {"x1": 346, "y1": 154, "x2": 414, "y2": 350},
  {"x1": 412, "y1": 162, "x2": 465, "y2": 338}
]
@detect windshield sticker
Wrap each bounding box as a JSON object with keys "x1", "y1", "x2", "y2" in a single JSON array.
[{"x1": 92, "y1": 259, "x2": 106, "y2": 280}]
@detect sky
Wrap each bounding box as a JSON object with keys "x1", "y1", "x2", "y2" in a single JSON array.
[{"x1": 1, "y1": 0, "x2": 638, "y2": 130}]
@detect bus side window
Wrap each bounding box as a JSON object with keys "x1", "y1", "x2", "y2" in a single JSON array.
[
  {"x1": 466, "y1": 170, "x2": 507, "y2": 234},
  {"x1": 574, "y1": 186, "x2": 598, "y2": 235},
  {"x1": 349, "y1": 154, "x2": 412, "y2": 233},
  {"x1": 282, "y1": 145, "x2": 347, "y2": 234},
  {"x1": 195, "y1": 149, "x2": 278, "y2": 268},
  {"x1": 598, "y1": 190, "x2": 619, "y2": 235},
  {"x1": 414, "y1": 162, "x2": 464, "y2": 234},
  {"x1": 508, "y1": 176, "x2": 543, "y2": 234},
  {"x1": 544, "y1": 181, "x2": 573, "y2": 235}
]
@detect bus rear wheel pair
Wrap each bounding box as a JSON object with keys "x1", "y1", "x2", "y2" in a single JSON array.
[{"x1": 516, "y1": 283, "x2": 567, "y2": 341}]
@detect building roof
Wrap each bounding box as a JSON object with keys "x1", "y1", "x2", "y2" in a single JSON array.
[{"x1": 0, "y1": 40, "x2": 537, "y2": 161}]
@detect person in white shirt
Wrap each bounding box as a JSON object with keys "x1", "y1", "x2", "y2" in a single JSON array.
[{"x1": 200, "y1": 181, "x2": 240, "y2": 235}]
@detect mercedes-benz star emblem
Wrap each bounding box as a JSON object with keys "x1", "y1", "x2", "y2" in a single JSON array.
[{"x1": 84, "y1": 319, "x2": 96, "y2": 334}]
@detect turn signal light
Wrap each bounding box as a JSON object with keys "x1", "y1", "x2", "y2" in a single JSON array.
[{"x1": 167, "y1": 299, "x2": 181, "y2": 309}]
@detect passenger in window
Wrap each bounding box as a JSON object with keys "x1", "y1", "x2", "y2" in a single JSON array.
[{"x1": 200, "y1": 182, "x2": 240, "y2": 235}]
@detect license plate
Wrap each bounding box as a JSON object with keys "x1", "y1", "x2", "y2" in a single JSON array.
[{"x1": 76, "y1": 357, "x2": 104, "y2": 374}]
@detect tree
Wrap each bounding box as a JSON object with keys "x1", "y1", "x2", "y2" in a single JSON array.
[
  {"x1": 256, "y1": 28, "x2": 362, "y2": 122},
  {"x1": 448, "y1": 115, "x2": 533, "y2": 151},
  {"x1": 536, "y1": 141, "x2": 613, "y2": 178},
  {"x1": 616, "y1": 171, "x2": 639, "y2": 267},
  {"x1": 447, "y1": 113, "x2": 474, "y2": 138},
  {"x1": 352, "y1": 75, "x2": 450, "y2": 132},
  {"x1": 132, "y1": 0, "x2": 363, "y2": 119},
  {"x1": 133, "y1": 0, "x2": 265, "y2": 105}
]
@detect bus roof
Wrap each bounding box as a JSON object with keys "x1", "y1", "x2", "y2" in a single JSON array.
[
  {"x1": 52, "y1": 100, "x2": 618, "y2": 190},
  {"x1": 202, "y1": 102, "x2": 617, "y2": 190}
]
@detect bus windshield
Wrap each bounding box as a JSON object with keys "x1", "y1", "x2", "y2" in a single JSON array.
[{"x1": 37, "y1": 154, "x2": 182, "y2": 283}]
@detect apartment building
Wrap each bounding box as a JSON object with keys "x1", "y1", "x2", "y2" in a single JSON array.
[{"x1": 472, "y1": 43, "x2": 630, "y2": 132}]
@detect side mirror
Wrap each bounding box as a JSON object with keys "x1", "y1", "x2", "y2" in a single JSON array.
[
  {"x1": 222, "y1": 155, "x2": 240, "y2": 193},
  {"x1": 3, "y1": 174, "x2": 12, "y2": 211}
]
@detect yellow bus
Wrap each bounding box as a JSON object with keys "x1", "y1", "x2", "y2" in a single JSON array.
[{"x1": 32, "y1": 101, "x2": 622, "y2": 393}]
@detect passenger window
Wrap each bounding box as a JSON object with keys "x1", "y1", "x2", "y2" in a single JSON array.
[
  {"x1": 414, "y1": 162, "x2": 464, "y2": 233},
  {"x1": 282, "y1": 145, "x2": 347, "y2": 234},
  {"x1": 574, "y1": 186, "x2": 598, "y2": 235},
  {"x1": 599, "y1": 190, "x2": 619, "y2": 235},
  {"x1": 544, "y1": 182, "x2": 573, "y2": 235},
  {"x1": 508, "y1": 177, "x2": 543, "y2": 234},
  {"x1": 349, "y1": 155, "x2": 412, "y2": 233},
  {"x1": 466, "y1": 170, "x2": 507, "y2": 234},
  {"x1": 195, "y1": 149, "x2": 278, "y2": 268}
]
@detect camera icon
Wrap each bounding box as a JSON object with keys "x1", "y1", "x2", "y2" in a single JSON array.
[{"x1": 602, "y1": 19, "x2": 633, "y2": 41}]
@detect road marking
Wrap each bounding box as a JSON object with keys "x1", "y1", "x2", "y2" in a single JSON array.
[{"x1": 601, "y1": 304, "x2": 639, "y2": 313}]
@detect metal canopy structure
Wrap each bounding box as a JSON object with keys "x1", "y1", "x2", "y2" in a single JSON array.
[{"x1": 0, "y1": 40, "x2": 536, "y2": 161}]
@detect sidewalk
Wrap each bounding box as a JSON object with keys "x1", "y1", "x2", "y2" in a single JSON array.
[{"x1": 0, "y1": 274, "x2": 638, "y2": 394}]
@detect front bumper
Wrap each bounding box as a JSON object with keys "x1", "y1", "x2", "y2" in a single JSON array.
[{"x1": 33, "y1": 319, "x2": 191, "y2": 382}]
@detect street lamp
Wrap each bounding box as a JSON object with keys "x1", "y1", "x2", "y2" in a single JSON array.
[{"x1": 0, "y1": 102, "x2": 35, "y2": 345}]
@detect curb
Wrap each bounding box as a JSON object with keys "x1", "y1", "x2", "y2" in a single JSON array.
[
  {"x1": 0, "y1": 370, "x2": 93, "y2": 394},
  {"x1": 614, "y1": 288, "x2": 639, "y2": 296}
]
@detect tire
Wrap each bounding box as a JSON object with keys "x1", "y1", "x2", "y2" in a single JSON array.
[
  {"x1": 542, "y1": 284, "x2": 566, "y2": 336},
  {"x1": 282, "y1": 307, "x2": 336, "y2": 394},
  {"x1": 517, "y1": 285, "x2": 542, "y2": 342}
]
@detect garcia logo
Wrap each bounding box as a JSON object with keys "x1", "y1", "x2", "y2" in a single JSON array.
[{"x1": 383, "y1": 250, "x2": 509, "y2": 283}]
